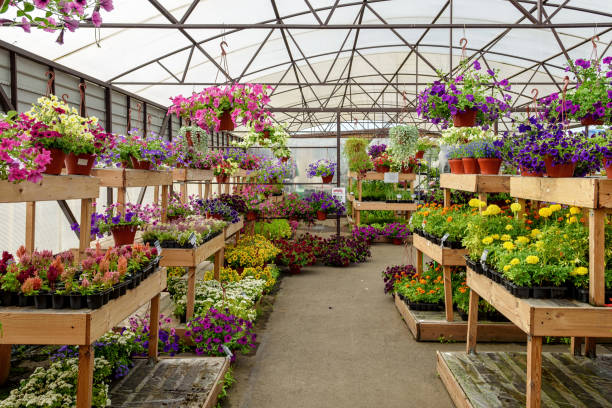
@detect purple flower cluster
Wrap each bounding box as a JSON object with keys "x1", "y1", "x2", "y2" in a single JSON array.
[
  {"x1": 216, "y1": 194, "x2": 247, "y2": 214},
  {"x1": 304, "y1": 191, "x2": 345, "y2": 214},
  {"x1": 199, "y1": 198, "x2": 240, "y2": 223},
  {"x1": 186, "y1": 308, "x2": 256, "y2": 361},
  {"x1": 352, "y1": 225, "x2": 379, "y2": 242},
  {"x1": 379, "y1": 223, "x2": 411, "y2": 239},
  {"x1": 368, "y1": 143, "x2": 387, "y2": 159},
  {"x1": 319, "y1": 235, "x2": 371, "y2": 267},
  {"x1": 306, "y1": 159, "x2": 336, "y2": 178}
]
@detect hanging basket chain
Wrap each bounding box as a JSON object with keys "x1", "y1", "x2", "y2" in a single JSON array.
[{"x1": 45, "y1": 71, "x2": 55, "y2": 97}]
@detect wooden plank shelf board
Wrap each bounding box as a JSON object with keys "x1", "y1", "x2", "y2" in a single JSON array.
[
  {"x1": 394, "y1": 295, "x2": 524, "y2": 342},
  {"x1": 91, "y1": 168, "x2": 173, "y2": 188},
  {"x1": 466, "y1": 268, "x2": 612, "y2": 338},
  {"x1": 224, "y1": 217, "x2": 244, "y2": 241},
  {"x1": 440, "y1": 174, "x2": 511, "y2": 194},
  {"x1": 437, "y1": 351, "x2": 612, "y2": 408},
  {"x1": 509, "y1": 176, "x2": 612, "y2": 209},
  {"x1": 0, "y1": 174, "x2": 99, "y2": 203},
  {"x1": 172, "y1": 168, "x2": 214, "y2": 182},
  {"x1": 412, "y1": 234, "x2": 467, "y2": 266},
  {"x1": 352, "y1": 200, "x2": 417, "y2": 211},
  {"x1": 347, "y1": 171, "x2": 416, "y2": 181}
]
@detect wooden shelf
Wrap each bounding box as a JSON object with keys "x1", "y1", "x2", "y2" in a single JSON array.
[
  {"x1": 352, "y1": 199, "x2": 417, "y2": 211},
  {"x1": 0, "y1": 174, "x2": 99, "y2": 203},
  {"x1": 224, "y1": 217, "x2": 244, "y2": 240},
  {"x1": 509, "y1": 176, "x2": 612, "y2": 209},
  {"x1": 466, "y1": 268, "x2": 612, "y2": 338},
  {"x1": 412, "y1": 234, "x2": 466, "y2": 266},
  {"x1": 394, "y1": 294, "x2": 524, "y2": 342},
  {"x1": 172, "y1": 168, "x2": 214, "y2": 182},
  {"x1": 91, "y1": 168, "x2": 173, "y2": 188},
  {"x1": 348, "y1": 171, "x2": 416, "y2": 181},
  {"x1": 160, "y1": 233, "x2": 225, "y2": 268},
  {"x1": 440, "y1": 174, "x2": 510, "y2": 194}
]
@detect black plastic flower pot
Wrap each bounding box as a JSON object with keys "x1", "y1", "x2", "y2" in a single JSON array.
[
  {"x1": 119, "y1": 282, "x2": 128, "y2": 296},
  {"x1": 51, "y1": 293, "x2": 66, "y2": 309},
  {"x1": 575, "y1": 288, "x2": 589, "y2": 303},
  {"x1": 531, "y1": 286, "x2": 550, "y2": 299},
  {"x1": 143, "y1": 264, "x2": 153, "y2": 277},
  {"x1": 69, "y1": 294, "x2": 84, "y2": 309},
  {"x1": 18, "y1": 294, "x2": 33, "y2": 307},
  {"x1": 102, "y1": 290, "x2": 110, "y2": 305},
  {"x1": 1, "y1": 291, "x2": 16, "y2": 306},
  {"x1": 549, "y1": 286, "x2": 567, "y2": 299},
  {"x1": 34, "y1": 293, "x2": 51, "y2": 309},
  {"x1": 86, "y1": 293, "x2": 104, "y2": 309},
  {"x1": 510, "y1": 283, "x2": 530, "y2": 299},
  {"x1": 110, "y1": 286, "x2": 120, "y2": 300}
]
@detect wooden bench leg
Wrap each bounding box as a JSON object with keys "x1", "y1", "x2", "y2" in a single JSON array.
[
  {"x1": 0, "y1": 344, "x2": 11, "y2": 385},
  {"x1": 186, "y1": 267, "x2": 196, "y2": 321},
  {"x1": 584, "y1": 338, "x2": 597, "y2": 358},
  {"x1": 526, "y1": 335, "x2": 543, "y2": 408},
  {"x1": 214, "y1": 248, "x2": 224, "y2": 281},
  {"x1": 148, "y1": 294, "x2": 160, "y2": 360},
  {"x1": 76, "y1": 345, "x2": 94, "y2": 408},
  {"x1": 570, "y1": 337, "x2": 583, "y2": 356},
  {"x1": 180, "y1": 183, "x2": 187, "y2": 203},
  {"x1": 443, "y1": 265, "x2": 453, "y2": 322},
  {"x1": 466, "y1": 290, "x2": 479, "y2": 354},
  {"x1": 25, "y1": 202, "x2": 35, "y2": 253},
  {"x1": 443, "y1": 188, "x2": 451, "y2": 207},
  {"x1": 416, "y1": 250, "x2": 423, "y2": 276}
]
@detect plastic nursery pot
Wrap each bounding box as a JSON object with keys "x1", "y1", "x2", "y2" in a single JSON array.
[
  {"x1": 580, "y1": 116, "x2": 604, "y2": 126},
  {"x1": 520, "y1": 167, "x2": 545, "y2": 177},
  {"x1": 246, "y1": 211, "x2": 257, "y2": 221},
  {"x1": 64, "y1": 153, "x2": 96, "y2": 176},
  {"x1": 321, "y1": 174, "x2": 333, "y2": 183},
  {"x1": 43, "y1": 148, "x2": 67, "y2": 175},
  {"x1": 448, "y1": 159, "x2": 465, "y2": 174},
  {"x1": 605, "y1": 159, "x2": 612, "y2": 180},
  {"x1": 461, "y1": 158, "x2": 480, "y2": 174},
  {"x1": 316, "y1": 210, "x2": 327, "y2": 221},
  {"x1": 216, "y1": 175, "x2": 229, "y2": 183},
  {"x1": 86, "y1": 293, "x2": 104, "y2": 309},
  {"x1": 34, "y1": 293, "x2": 51, "y2": 309},
  {"x1": 392, "y1": 238, "x2": 403, "y2": 245},
  {"x1": 219, "y1": 110, "x2": 235, "y2": 131},
  {"x1": 1, "y1": 291, "x2": 16, "y2": 306},
  {"x1": 51, "y1": 293, "x2": 66, "y2": 309},
  {"x1": 415, "y1": 150, "x2": 425, "y2": 159},
  {"x1": 452, "y1": 108, "x2": 477, "y2": 127},
  {"x1": 375, "y1": 165, "x2": 390, "y2": 173},
  {"x1": 111, "y1": 225, "x2": 137, "y2": 246},
  {"x1": 477, "y1": 158, "x2": 502, "y2": 175},
  {"x1": 69, "y1": 294, "x2": 85, "y2": 309},
  {"x1": 543, "y1": 156, "x2": 576, "y2": 178},
  {"x1": 289, "y1": 264, "x2": 301, "y2": 274},
  {"x1": 17, "y1": 294, "x2": 33, "y2": 307},
  {"x1": 130, "y1": 156, "x2": 153, "y2": 170}
]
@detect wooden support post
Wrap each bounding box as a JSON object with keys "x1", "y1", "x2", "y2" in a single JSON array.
[
  {"x1": 204, "y1": 181, "x2": 211, "y2": 199},
  {"x1": 584, "y1": 338, "x2": 597, "y2": 358},
  {"x1": 25, "y1": 202, "x2": 35, "y2": 253},
  {"x1": 160, "y1": 185, "x2": 168, "y2": 222},
  {"x1": 443, "y1": 188, "x2": 451, "y2": 207},
  {"x1": 477, "y1": 192, "x2": 487, "y2": 204},
  {"x1": 517, "y1": 198, "x2": 527, "y2": 220},
  {"x1": 154, "y1": 185, "x2": 159, "y2": 205},
  {"x1": 186, "y1": 267, "x2": 195, "y2": 321},
  {"x1": 224, "y1": 180, "x2": 230, "y2": 195},
  {"x1": 443, "y1": 265, "x2": 454, "y2": 322},
  {"x1": 76, "y1": 345, "x2": 94, "y2": 408},
  {"x1": 217, "y1": 181, "x2": 222, "y2": 197},
  {"x1": 198, "y1": 183, "x2": 203, "y2": 198},
  {"x1": 416, "y1": 250, "x2": 423, "y2": 276},
  {"x1": 466, "y1": 290, "x2": 479, "y2": 354},
  {"x1": 78, "y1": 199, "x2": 92, "y2": 261},
  {"x1": 410, "y1": 180, "x2": 414, "y2": 195},
  {"x1": 355, "y1": 208, "x2": 360, "y2": 225},
  {"x1": 117, "y1": 187, "x2": 126, "y2": 213},
  {"x1": 526, "y1": 335, "x2": 543, "y2": 408},
  {"x1": 180, "y1": 183, "x2": 187, "y2": 203},
  {"x1": 357, "y1": 179, "x2": 363, "y2": 201},
  {"x1": 0, "y1": 345, "x2": 11, "y2": 385},
  {"x1": 570, "y1": 337, "x2": 583, "y2": 356},
  {"x1": 589, "y1": 208, "x2": 605, "y2": 306},
  {"x1": 148, "y1": 294, "x2": 160, "y2": 360},
  {"x1": 214, "y1": 248, "x2": 224, "y2": 280}
]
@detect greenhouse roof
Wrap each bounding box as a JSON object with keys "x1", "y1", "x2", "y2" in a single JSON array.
[{"x1": 2, "y1": 0, "x2": 611, "y2": 132}]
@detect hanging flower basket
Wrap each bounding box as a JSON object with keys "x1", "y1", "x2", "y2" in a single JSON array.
[
  {"x1": 65, "y1": 153, "x2": 96, "y2": 176},
  {"x1": 543, "y1": 156, "x2": 576, "y2": 178},
  {"x1": 448, "y1": 159, "x2": 465, "y2": 174},
  {"x1": 580, "y1": 116, "x2": 604, "y2": 126},
  {"x1": 130, "y1": 156, "x2": 153, "y2": 170},
  {"x1": 477, "y1": 158, "x2": 502, "y2": 175},
  {"x1": 316, "y1": 210, "x2": 327, "y2": 221},
  {"x1": 280, "y1": 156, "x2": 289, "y2": 163},
  {"x1": 415, "y1": 150, "x2": 425, "y2": 159},
  {"x1": 262, "y1": 130, "x2": 270, "y2": 139},
  {"x1": 216, "y1": 174, "x2": 229, "y2": 183},
  {"x1": 452, "y1": 109, "x2": 477, "y2": 127},
  {"x1": 219, "y1": 110, "x2": 235, "y2": 131},
  {"x1": 43, "y1": 148, "x2": 66, "y2": 175},
  {"x1": 461, "y1": 158, "x2": 480, "y2": 174},
  {"x1": 321, "y1": 174, "x2": 333, "y2": 183},
  {"x1": 111, "y1": 225, "x2": 137, "y2": 246}
]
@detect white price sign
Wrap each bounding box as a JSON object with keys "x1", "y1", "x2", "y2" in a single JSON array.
[
  {"x1": 383, "y1": 172, "x2": 399, "y2": 183},
  {"x1": 331, "y1": 187, "x2": 346, "y2": 204}
]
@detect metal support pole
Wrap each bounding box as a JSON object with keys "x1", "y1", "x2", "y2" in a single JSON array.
[
  {"x1": 336, "y1": 112, "x2": 341, "y2": 236},
  {"x1": 9, "y1": 51, "x2": 17, "y2": 109},
  {"x1": 449, "y1": 0, "x2": 453, "y2": 72}
]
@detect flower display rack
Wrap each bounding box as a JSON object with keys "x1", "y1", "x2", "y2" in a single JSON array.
[
  {"x1": 159, "y1": 232, "x2": 225, "y2": 321},
  {"x1": 91, "y1": 168, "x2": 172, "y2": 222},
  {"x1": 439, "y1": 176, "x2": 612, "y2": 408},
  {"x1": 439, "y1": 173, "x2": 511, "y2": 206},
  {"x1": 224, "y1": 216, "x2": 244, "y2": 243},
  {"x1": 347, "y1": 171, "x2": 417, "y2": 225},
  {"x1": 0, "y1": 267, "x2": 167, "y2": 408},
  {"x1": 172, "y1": 168, "x2": 214, "y2": 202}
]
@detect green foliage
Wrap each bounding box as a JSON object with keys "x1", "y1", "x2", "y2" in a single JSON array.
[
  {"x1": 389, "y1": 125, "x2": 418, "y2": 163},
  {"x1": 254, "y1": 219, "x2": 292, "y2": 240},
  {"x1": 215, "y1": 367, "x2": 236, "y2": 408},
  {"x1": 344, "y1": 138, "x2": 372, "y2": 173}
]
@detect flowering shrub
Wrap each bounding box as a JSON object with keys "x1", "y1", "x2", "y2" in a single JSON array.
[
  {"x1": 306, "y1": 159, "x2": 336, "y2": 178},
  {"x1": 186, "y1": 308, "x2": 257, "y2": 361},
  {"x1": 417, "y1": 60, "x2": 512, "y2": 127},
  {"x1": 72, "y1": 202, "x2": 148, "y2": 238},
  {"x1": 274, "y1": 194, "x2": 315, "y2": 222},
  {"x1": 274, "y1": 239, "x2": 317, "y2": 267},
  {"x1": 372, "y1": 152, "x2": 393, "y2": 168},
  {"x1": 125, "y1": 314, "x2": 181, "y2": 357},
  {"x1": 296, "y1": 233, "x2": 326, "y2": 258},
  {"x1": 305, "y1": 191, "x2": 345, "y2": 215},
  {"x1": 382, "y1": 264, "x2": 417, "y2": 294},
  {"x1": 168, "y1": 84, "x2": 273, "y2": 132}
]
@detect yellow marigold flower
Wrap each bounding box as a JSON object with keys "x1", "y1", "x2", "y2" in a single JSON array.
[
  {"x1": 538, "y1": 207, "x2": 552, "y2": 218},
  {"x1": 526, "y1": 255, "x2": 539, "y2": 264},
  {"x1": 481, "y1": 210, "x2": 490, "y2": 216},
  {"x1": 535, "y1": 240, "x2": 544, "y2": 248},
  {"x1": 549, "y1": 204, "x2": 562, "y2": 212},
  {"x1": 516, "y1": 236, "x2": 529, "y2": 244},
  {"x1": 486, "y1": 204, "x2": 501, "y2": 215},
  {"x1": 569, "y1": 206, "x2": 581, "y2": 215},
  {"x1": 491, "y1": 234, "x2": 500, "y2": 240},
  {"x1": 468, "y1": 198, "x2": 480, "y2": 208},
  {"x1": 482, "y1": 237, "x2": 494, "y2": 245},
  {"x1": 568, "y1": 216, "x2": 577, "y2": 224},
  {"x1": 505, "y1": 224, "x2": 513, "y2": 230},
  {"x1": 510, "y1": 258, "x2": 520, "y2": 265},
  {"x1": 572, "y1": 266, "x2": 588, "y2": 276},
  {"x1": 500, "y1": 234, "x2": 511, "y2": 241},
  {"x1": 503, "y1": 265, "x2": 511, "y2": 272},
  {"x1": 502, "y1": 241, "x2": 515, "y2": 251},
  {"x1": 510, "y1": 202, "x2": 522, "y2": 213},
  {"x1": 530, "y1": 229, "x2": 541, "y2": 237}
]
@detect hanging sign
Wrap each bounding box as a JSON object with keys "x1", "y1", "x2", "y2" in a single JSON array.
[
  {"x1": 331, "y1": 187, "x2": 346, "y2": 204},
  {"x1": 384, "y1": 172, "x2": 399, "y2": 183}
]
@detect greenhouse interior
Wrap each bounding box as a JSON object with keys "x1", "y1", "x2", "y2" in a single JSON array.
[{"x1": 0, "y1": 1, "x2": 611, "y2": 407}]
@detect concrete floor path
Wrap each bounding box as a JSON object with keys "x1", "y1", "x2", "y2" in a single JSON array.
[{"x1": 225, "y1": 243, "x2": 561, "y2": 408}]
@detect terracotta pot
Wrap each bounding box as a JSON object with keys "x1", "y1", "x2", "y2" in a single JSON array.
[
  {"x1": 461, "y1": 158, "x2": 480, "y2": 174},
  {"x1": 216, "y1": 174, "x2": 229, "y2": 183},
  {"x1": 130, "y1": 156, "x2": 153, "y2": 170},
  {"x1": 543, "y1": 156, "x2": 576, "y2": 178},
  {"x1": 43, "y1": 148, "x2": 66, "y2": 175},
  {"x1": 65, "y1": 153, "x2": 96, "y2": 176},
  {"x1": 477, "y1": 158, "x2": 502, "y2": 175},
  {"x1": 212, "y1": 214, "x2": 223, "y2": 220},
  {"x1": 280, "y1": 156, "x2": 289, "y2": 163},
  {"x1": 401, "y1": 166, "x2": 414, "y2": 174},
  {"x1": 316, "y1": 210, "x2": 327, "y2": 221},
  {"x1": 289, "y1": 264, "x2": 301, "y2": 274},
  {"x1": 580, "y1": 116, "x2": 604, "y2": 126},
  {"x1": 121, "y1": 161, "x2": 131, "y2": 169},
  {"x1": 375, "y1": 165, "x2": 390, "y2": 173},
  {"x1": 392, "y1": 238, "x2": 403, "y2": 246},
  {"x1": 262, "y1": 130, "x2": 270, "y2": 139},
  {"x1": 219, "y1": 111, "x2": 234, "y2": 131},
  {"x1": 246, "y1": 211, "x2": 257, "y2": 221},
  {"x1": 519, "y1": 167, "x2": 544, "y2": 177},
  {"x1": 604, "y1": 159, "x2": 612, "y2": 180},
  {"x1": 111, "y1": 225, "x2": 137, "y2": 246},
  {"x1": 452, "y1": 109, "x2": 477, "y2": 127},
  {"x1": 321, "y1": 174, "x2": 333, "y2": 183},
  {"x1": 415, "y1": 150, "x2": 425, "y2": 159},
  {"x1": 448, "y1": 159, "x2": 465, "y2": 174}
]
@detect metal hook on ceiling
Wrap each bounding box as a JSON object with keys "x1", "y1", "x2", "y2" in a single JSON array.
[
  {"x1": 45, "y1": 70, "x2": 55, "y2": 97},
  {"x1": 220, "y1": 41, "x2": 229, "y2": 56},
  {"x1": 459, "y1": 38, "x2": 468, "y2": 61},
  {"x1": 590, "y1": 35, "x2": 599, "y2": 61},
  {"x1": 531, "y1": 88, "x2": 539, "y2": 117},
  {"x1": 61, "y1": 94, "x2": 69, "y2": 104}
]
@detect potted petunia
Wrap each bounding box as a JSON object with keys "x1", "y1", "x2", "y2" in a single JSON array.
[
  {"x1": 73, "y1": 203, "x2": 148, "y2": 246},
  {"x1": 591, "y1": 128, "x2": 612, "y2": 179},
  {"x1": 305, "y1": 191, "x2": 345, "y2": 221},
  {"x1": 381, "y1": 223, "x2": 411, "y2": 245},
  {"x1": 417, "y1": 60, "x2": 512, "y2": 127},
  {"x1": 307, "y1": 159, "x2": 336, "y2": 183},
  {"x1": 274, "y1": 239, "x2": 316, "y2": 274},
  {"x1": 214, "y1": 158, "x2": 239, "y2": 183},
  {"x1": 368, "y1": 143, "x2": 387, "y2": 160},
  {"x1": 372, "y1": 152, "x2": 393, "y2": 173}
]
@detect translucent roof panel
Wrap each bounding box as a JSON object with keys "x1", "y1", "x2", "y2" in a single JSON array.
[{"x1": 1, "y1": 0, "x2": 610, "y2": 131}]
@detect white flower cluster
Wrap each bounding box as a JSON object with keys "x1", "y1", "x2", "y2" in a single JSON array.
[{"x1": 440, "y1": 127, "x2": 495, "y2": 145}]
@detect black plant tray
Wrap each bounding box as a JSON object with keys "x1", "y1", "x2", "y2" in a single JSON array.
[
  {"x1": 404, "y1": 299, "x2": 444, "y2": 311},
  {"x1": 457, "y1": 309, "x2": 510, "y2": 322}
]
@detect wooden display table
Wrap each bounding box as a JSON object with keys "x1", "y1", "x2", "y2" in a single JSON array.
[
  {"x1": 224, "y1": 217, "x2": 244, "y2": 243},
  {"x1": 159, "y1": 233, "x2": 225, "y2": 321},
  {"x1": 91, "y1": 168, "x2": 172, "y2": 221},
  {"x1": 0, "y1": 267, "x2": 166, "y2": 407},
  {"x1": 440, "y1": 173, "x2": 510, "y2": 207},
  {"x1": 172, "y1": 168, "x2": 214, "y2": 202}
]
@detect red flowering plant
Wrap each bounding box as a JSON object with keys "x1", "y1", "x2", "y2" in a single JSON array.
[
  {"x1": 382, "y1": 264, "x2": 417, "y2": 294},
  {"x1": 295, "y1": 233, "x2": 326, "y2": 258},
  {"x1": 274, "y1": 239, "x2": 317, "y2": 268}
]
